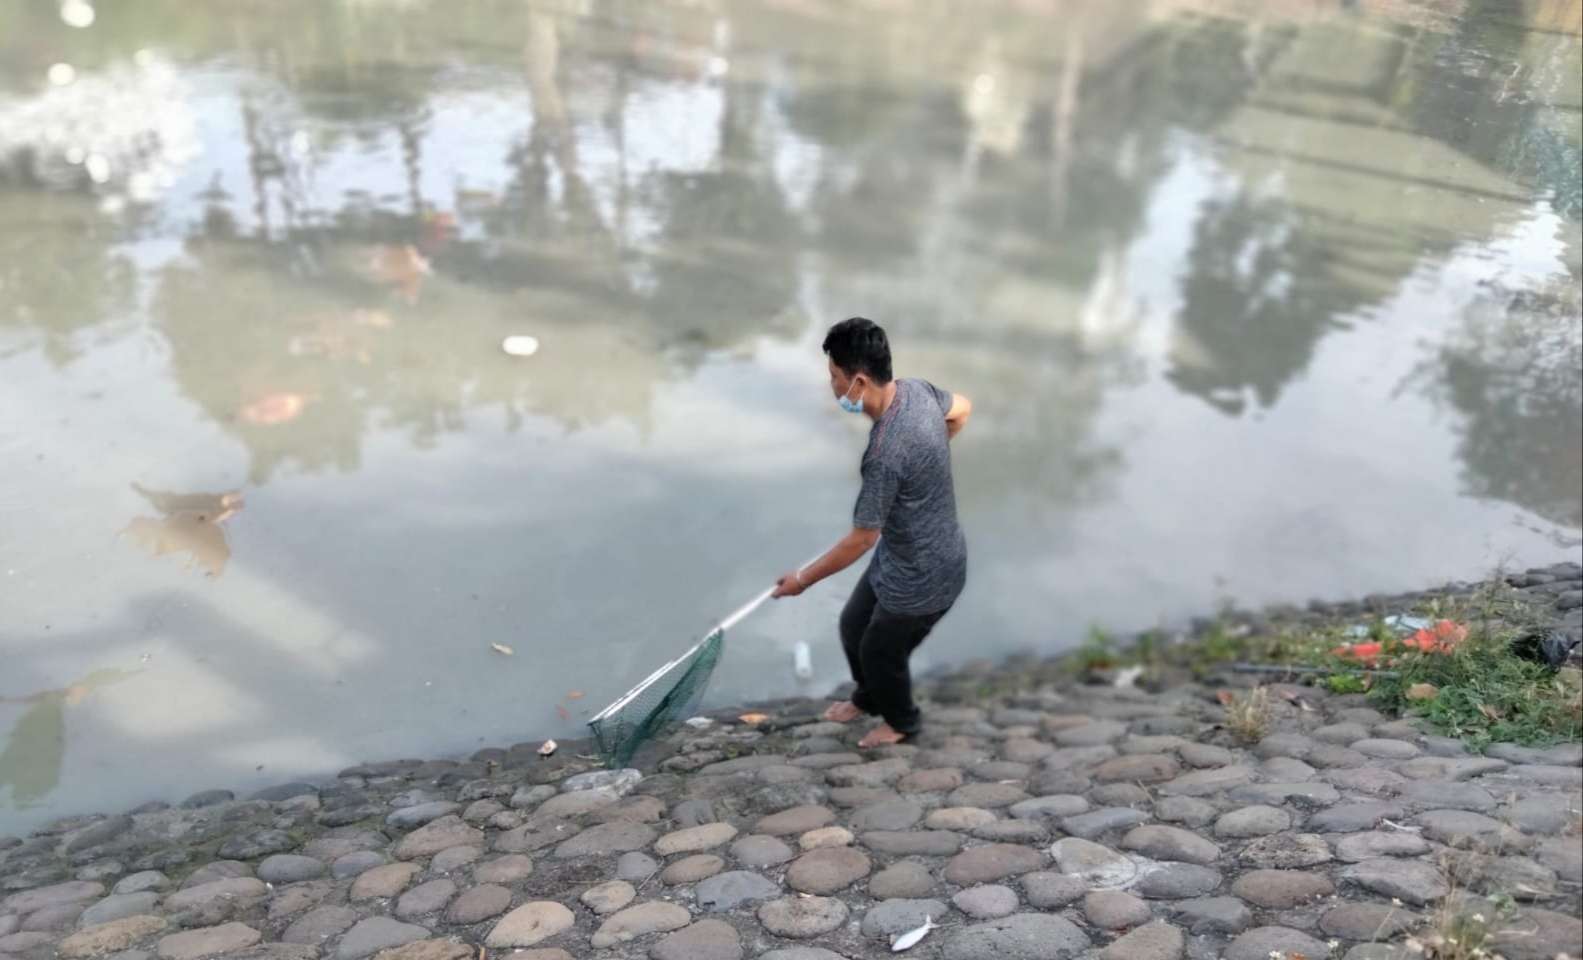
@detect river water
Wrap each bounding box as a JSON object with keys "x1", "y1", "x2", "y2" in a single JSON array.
[{"x1": 1, "y1": 0, "x2": 1579, "y2": 835}]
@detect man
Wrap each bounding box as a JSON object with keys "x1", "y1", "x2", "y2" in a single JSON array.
[{"x1": 771, "y1": 317, "x2": 970, "y2": 748}]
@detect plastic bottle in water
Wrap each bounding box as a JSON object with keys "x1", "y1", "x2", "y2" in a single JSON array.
[{"x1": 793, "y1": 640, "x2": 813, "y2": 680}]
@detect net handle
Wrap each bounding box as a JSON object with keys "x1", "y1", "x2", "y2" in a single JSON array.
[{"x1": 588, "y1": 551, "x2": 825, "y2": 724}]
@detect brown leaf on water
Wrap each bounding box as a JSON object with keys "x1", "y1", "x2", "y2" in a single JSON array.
[
  {"x1": 738, "y1": 712, "x2": 769, "y2": 726},
  {"x1": 565, "y1": 691, "x2": 584, "y2": 701},
  {"x1": 239, "y1": 392, "x2": 307, "y2": 426},
  {"x1": 555, "y1": 704, "x2": 570, "y2": 721},
  {"x1": 1406, "y1": 682, "x2": 1439, "y2": 701}
]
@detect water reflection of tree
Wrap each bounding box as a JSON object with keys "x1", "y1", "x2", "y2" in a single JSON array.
[
  {"x1": 1167, "y1": 191, "x2": 1344, "y2": 414},
  {"x1": 1432, "y1": 285, "x2": 1583, "y2": 528}
]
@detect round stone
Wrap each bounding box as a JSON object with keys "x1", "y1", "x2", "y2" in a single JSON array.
[
  {"x1": 944, "y1": 844, "x2": 1044, "y2": 885},
  {"x1": 660, "y1": 854, "x2": 724, "y2": 884},
  {"x1": 485, "y1": 902, "x2": 575, "y2": 948},
  {"x1": 1049, "y1": 838, "x2": 1135, "y2": 888},
  {"x1": 1214, "y1": 806, "x2": 1290, "y2": 839},
  {"x1": 615, "y1": 851, "x2": 659, "y2": 881},
  {"x1": 1223, "y1": 926, "x2": 1331, "y2": 960},
  {"x1": 695, "y1": 871, "x2": 779, "y2": 911},
  {"x1": 395, "y1": 878, "x2": 456, "y2": 919},
  {"x1": 926, "y1": 807, "x2": 997, "y2": 831},
  {"x1": 1083, "y1": 890, "x2": 1151, "y2": 929},
  {"x1": 1133, "y1": 863, "x2": 1223, "y2": 900},
  {"x1": 1099, "y1": 921, "x2": 1184, "y2": 960},
  {"x1": 953, "y1": 885, "x2": 1019, "y2": 919},
  {"x1": 755, "y1": 806, "x2": 835, "y2": 836},
  {"x1": 1230, "y1": 870, "x2": 1334, "y2": 908},
  {"x1": 580, "y1": 880, "x2": 636, "y2": 916},
  {"x1": 1121, "y1": 826, "x2": 1219, "y2": 865},
  {"x1": 860, "y1": 898, "x2": 951, "y2": 938},
  {"x1": 1020, "y1": 872, "x2": 1085, "y2": 908},
  {"x1": 757, "y1": 896, "x2": 848, "y2": 939},
  {"x1": 590, "y1": 901, "x2": 690, "y2": 948},
  {"x1": 473, "y1": 854, "x2": 534, "y2": 885},
  {"x1": 730, "y1": 835, "x2": 794, "y2": 868},
  {"x1": 870, "y1": 862, "x2": 936, "y2": 899},
  {"x1": 786, "y1": 847, "x2": 871, "y2": 894},
  {"x1": 650, "y1": 919, "x2": 741, "y2": 960},
  {"x1": 446, "y1": 885, "x2": 511, "y2": 924},
  {"x1": 655, "y1": 822, "x2": 737, "y2": 856},
  {"x1": 797, "y1": 827, "x2": 854, "y2": 851},
  {"x1": 282, "y1": 906, "x2": 359, "y2": 945},
  {"x1": 428, "y1": 846, "x2": 481, "y2": 875},
  {"x1": 331, "y1": 852, "x2": 386, "y2": 880}
]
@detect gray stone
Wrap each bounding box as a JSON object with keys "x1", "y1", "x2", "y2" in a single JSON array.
[
  {"x1": 861, "y1": 831, "x2": 963, "y2": 856},
  {"x1": 1503, "y1": 795, "x2": 1579, "y2": 834},
  {"x1": 1417, "y1": 809, "x2": 1529, "y2": 850},
  {"x1": 926, "y1": 807, "x2": 997, "y2": 831},
  {"x1": 349, "y1": 863, "x2": 420, "y2": 901},
  {"x1": 1253, "y1": 734, "x2": 1314, "y2": 760},
  {"x1": 384, "y1": 803, "x2": 460, "y2": 831},
  {"x1": 1009, "y1": 796, "x2": 1088, "y2": 821},
  {"x1": 944, "y1": 844, "x2": 1043, "y2": 885},
  {"x1": 756, "y1": 896, "x2": 848, "y2": 939},
  {"x1": 947, "y1": 783, "x2": 1030, "y2": 809},
  {"x1": 1133, "y1": 863, "x2": 1222, "y2": 899},
  {"x1": 1049, "y1": 838, "x2": 1135, "y2": 888},
  {"x1": 508, "y1": 786, "x2": 555, "y2": 810},
  {"x1": 971, "y1": 820, "x2": 1049, "y2": 843},
  {"x1": 394, "y1": 879, "x2": 455, "y2": 919},
  {"x1": 1158, "y1": 767, "x2": 1254, "y2": 797},
  {"x1": 1324, "y1": 767, "x2": 1411, "y2": 795},
  {"x1": 953, "y1": 885, "x2": 1019, "y2": 919},
  {"x1": 695, "y1": 870, "x2": 778, "y2": 911},
  {"x1": 1351, "y1": 738, "x2": 1421, "y2": 759},
  {"x1": 1100, "y1": 922, "x2": 1184, "y2": 960},
  {"x1": 849, "y1": 800, "x2": 924, "y2": 832},
  {"x1": 180, "y1": 791, "x2": 234, "y2": 809},
  {"x1": 1536, "y1": 835, "x2": 1583, "y2": 883},
  {"x1": 1342, "y1": 858, "x2": 1449, "y2": 905},
  {"x1": 64, "y1": 818, "x2": 134, "y2": 856},
  {"x1": 1396, "y1": 757, "x2": 1508, "y2": 780},
  {"x1": 427, "y1": 846, "x2": 480, "y2": 875},
  {"x1": 162, "y1": 878, "x2": 267, "y2": 918},
  {"x1": 1487, "y1": 742, "x2": 1583, "y2": 766},
  {"x1": 1019, "y1": 872, "x2": 1085, "y2": 908},
  {"x1": 282, "y1": 906, "x2": 358, "y2": 945},
  {"x1": 651, "y1": 919, "x2": 741, "y2": 960},
  {"x1": 786, "y1": 847, "x2": 870, "y2": 894},
  {"x1": 1053, "y1": 721, "x2": 1127, "y2": 746},
  {"x1": 1222, "y1": 927, "x2": 1330, "y2": 960},
  {"x1": 1333, "y1": 830, "x2": 1431, "y2": 862},
  {"x1": 551, "y1": 821, "x2": 655, "y2": 859},
  {"x1": 1082, "y1": 890, "x2": 1150, "y2": 929},
  {"x1": 1238, "y1": 832, "x2": 1331, "y2": 869},
  {"x1": 1230, "y1": 869, "x2": 1333, "y2": 908},
  {"x1": 654, "y1": 822, "x2": 737, "y2": 856},
  {"x1": 216, "y1": 832, "x2": 292, "y2": 861},
  {"x1": 79, "y1": 893, "x2": 160, "y2": 928},
  {"x1": 330, "y1": 853, "x2": 385, "y2": 880},
  {"x1": 1448, "y1": 853, "x2": 1559, "y2": 901},
  {"x1": 1488, "y1": 906, "x2": 1583, "y2": 960},
  {"x1": 1092, "y1": 754, "x2": 1180, "y2": 783},
  {"x1": 22, "y1": 902, "x2": 85, "y2": 931},
  {"x1": 337, "y1": 918, "x2": 429, "y2": 960},
  {"x1": 1090, "y1": 783, "x2": 1151, "y2": 807},
  {"x1": 1060, "y1": 808, "x2": 1148, "y2": 839},
  {"x1": 1309, "y1": 744, "x2": 1369, "y2": 769},
  {"x1": 729, "y1": 835, "x2": 793, "y2": 868},
  {"x1": 1177, "y1": 744, "x2": 1233, "y2": 768},
  {"x1": 1398, "y1": 780, "x2": 1496, "y2": 812},
  {"x1": 255, "y1": 857, "x2": 323, "y2": 885},
  {"x1": 757, "y1": 950, "x2": 847, "y2": 960},
  {"x1": 1228, "y1": 782, "x2": 1340, "y2": 807},
  {"x1": 1155, "y1": 797, "x2": 1218, "y2": 827},
  {"x1": 860, "y1": 898, "x2": 951, "y2": 938},
  {"x1": 1042, "y1": 745, "x2": 1117, "y2": 770},
  {"x1": 1121, "y1": 826, "x2": 1219, "y2": 865},
  {"x1": 112, "y1": 873, "x2": 169, "y2": 896},
  {"x1": 1313, "y1": 722, "x2": 1370, "y2": 744},
  {"x1": 869, "y1": 862, "x2": 935, "y2": 900},
  {"x1": 180, "y1": 864, "x2": 250, "y2": 889},
  {"x1": 561, "y1": 768, "x2": 640, "y2": 794},
  {"x1": 1308, "y1": 802, "x2": 1406, "y2": 833},
  {"x1": 1507, "y1": 764, "x2": 1583, "y2": 787},
  {"x1": 473, "y1": 855, "x2": 533, "y2": 885},
  {"x1": 1319, "y1": 902, "x2": 1420, "y2": 940},
  {"x1": 445, "y1": 884, "x2": 511, "y2": 924},
  {"x1": 614, "y1": 852, "x2": 658, "y2": 882},
  {"x1": 1169, "y1": 896, "x2": 1251, "y2": 935},
  {"x1": 940, "y1": 913, "x2": 1090, "y2": 960},
  {"x1": 395, "y1": 818, "x2": 484, "y2": 860},
  {"x1": 1214, "y1": 806, "x2": 1289, "y2": 839}
]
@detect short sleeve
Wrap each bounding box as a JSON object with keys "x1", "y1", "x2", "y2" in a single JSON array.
[
  {"x1": 923, "y1": 380, "x2": 953, "y2": 415},
  {"x1": 853, "y1": 458, "x2": 899, "y2": 530}
]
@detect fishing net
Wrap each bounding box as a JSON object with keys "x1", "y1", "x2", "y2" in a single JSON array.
[{"x1": 587, "y1": 628, "x2": 726, "y2": 768}]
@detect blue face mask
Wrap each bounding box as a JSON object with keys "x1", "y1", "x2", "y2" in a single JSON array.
[{"x1": 838, "y1": 380, "x2": 865, "y2": 414}]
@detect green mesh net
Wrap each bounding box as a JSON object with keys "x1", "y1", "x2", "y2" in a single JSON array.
[{"x1": 587, "y1": 628, "x2": 725, "y2": 768}]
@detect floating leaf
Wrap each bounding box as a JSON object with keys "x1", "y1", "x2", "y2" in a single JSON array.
[
  {"x1": 555, "y1": 704, "x2": 570, "y2": 721},
  {"x1": 1406, "y1": 682, "x2": 1439, "y2": 701},
  {"x1": 239, "y1": 392, "x2": 307, "y2": 426},
  {"x1": 738, "y1": 712, "x2": 769, "y2": 726},
  {"x1": 537, "y1": 739, "x2": 557, "y2": 756},
  {"x1": 565, "y1": 691, "x2": 584, "y2": 701},
  {"x1": 490, "y1": 643, "x2": 515, "y2": 656}
]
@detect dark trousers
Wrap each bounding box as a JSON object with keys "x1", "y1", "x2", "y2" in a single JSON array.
[{"x1": 839, "y1": 574, "x2": 950, "y2": 736}]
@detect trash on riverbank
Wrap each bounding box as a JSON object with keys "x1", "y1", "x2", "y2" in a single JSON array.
[
  {"x1": 537, "y1": 739, "x2": 557, "y2": 756},
  {"x1": 502, "y1": 335, "x2": 540, "y2": 356}
]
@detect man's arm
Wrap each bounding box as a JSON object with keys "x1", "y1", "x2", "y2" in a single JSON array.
[
  {"x1": 945, "y1": 392, "x2": 972, "y2": 439},
  {"x1": 772, "y1": 527, "x2": 879, "y2": 598}
]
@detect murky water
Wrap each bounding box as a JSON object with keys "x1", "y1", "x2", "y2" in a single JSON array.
[{"x1": 2, "y1": 0, "x2": 1579, "y2": 834}]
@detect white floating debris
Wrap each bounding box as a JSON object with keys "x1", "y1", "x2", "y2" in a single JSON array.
[
  {"x1": 1112, "y1": 665, "x2": 1145, "y2": 689},
  {"x1": 793, "y1": 640, "x2": 813, "y2": 680},
  {"x1": 47, "y1": 63, "x2": 76, "y2": 86},
  {"x1": 537, "y1": 739, "x2": 558, "y2": 757},
  {"x1": 84, "y1": 154, "x2": 110, "y2": 183},
  {"x1": 59, "y1": 0, "x2": 95, "y2": 27},
  {"x1": 501, "y1": 335, "x2": 540, "y2": 357},
  {"x1": 891, "y1": 915, "x2": 939, "y2": 952},
  {"x1": 683, "y1": 717, "x2": 715, "y2": 729},
  {"x1": 706, "y1": 56, "x2": 730, "y2": 78},
  {"x1": 489, "y1": 642, "x2": 515, "y2": 656}
]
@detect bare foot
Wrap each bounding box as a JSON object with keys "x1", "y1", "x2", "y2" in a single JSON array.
[
  {"x1": 823, "y1": 700, "x2": 862, "y2": 723},
  {"x1": 858, "y1": 723, "x2": 908, "y2": 748}
]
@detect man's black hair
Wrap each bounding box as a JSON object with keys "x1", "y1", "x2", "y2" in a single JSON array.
[{"x1": 823, "y1": 317, "x2": 893, "y2": 384}]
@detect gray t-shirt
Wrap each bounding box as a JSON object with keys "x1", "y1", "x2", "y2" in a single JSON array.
[{"x1": 853, "y1": 378, "x2": 967, "y2": 616}]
